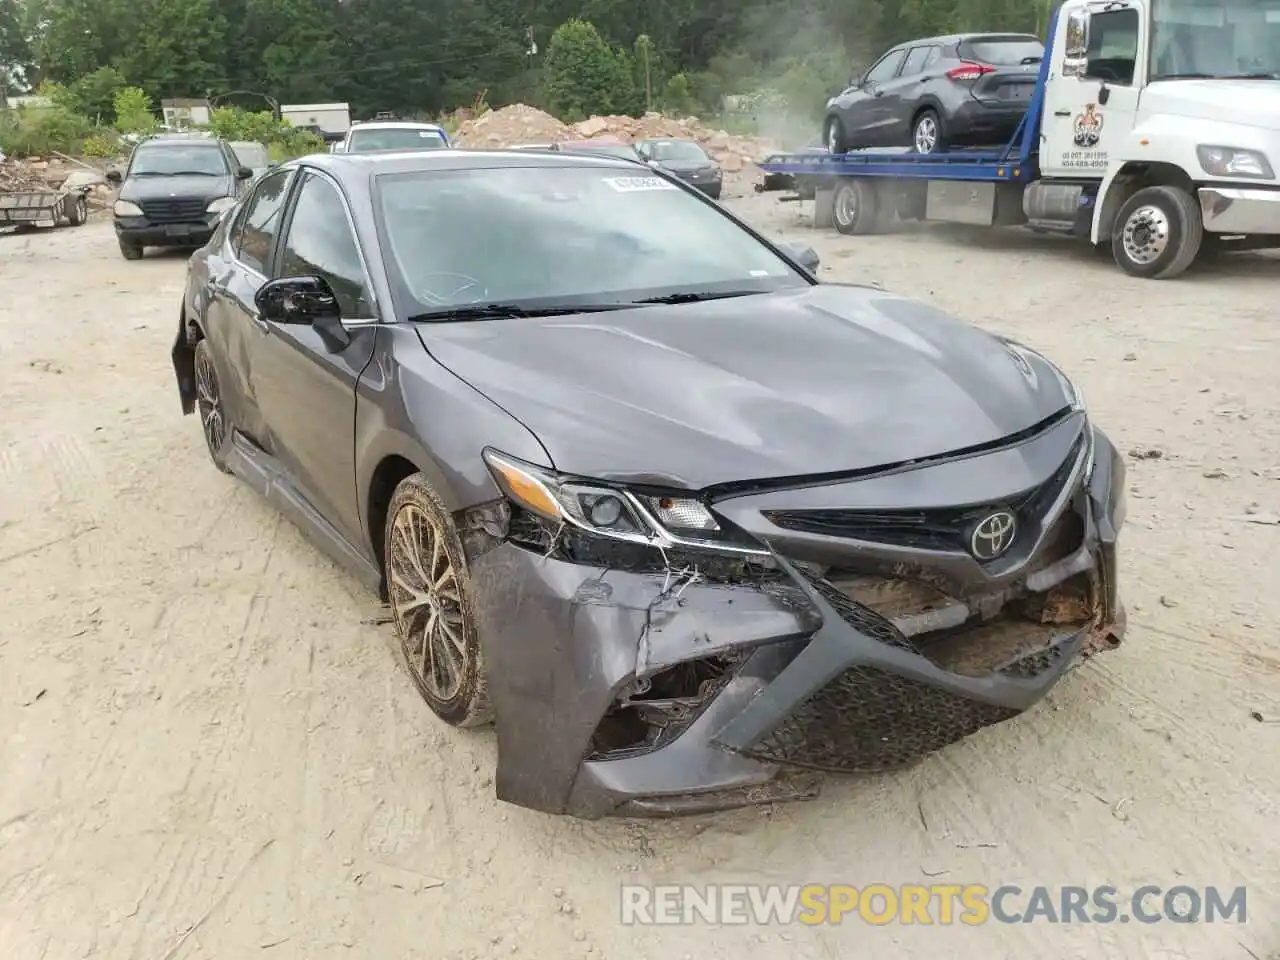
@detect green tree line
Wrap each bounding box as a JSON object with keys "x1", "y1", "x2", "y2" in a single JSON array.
[{"x1": 1, "y1": 0, "x2": 1054, "y2": 122}]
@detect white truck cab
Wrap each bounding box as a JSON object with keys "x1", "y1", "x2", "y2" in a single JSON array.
[{"x1": 1034, "y1": 0, "x2": 1280, "y2": 274}]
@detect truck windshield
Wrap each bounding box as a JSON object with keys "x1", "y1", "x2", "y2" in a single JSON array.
[{"x1": 1151, "y1": 0, "x2": 1280, "y2": 80}]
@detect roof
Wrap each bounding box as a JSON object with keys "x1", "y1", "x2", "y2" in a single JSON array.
[
  {"x1": 296, "y1": 148, "x2": 645, "y2": 179},
  {"x1": 281, "y1": 103, "x2": 349, "y2": 111},
  {"x1": 162, "y1": 98, "x2": 210, "y2": 108},
  {"x1": 348, "y1": 121, "x2": 446, "y2": 132},
  {"x1": 893, "y1": 31, "x2": 1042, "y2": 47},
  {"x1": 139, "y1": 133, "x2": 221, "y2": 147}
]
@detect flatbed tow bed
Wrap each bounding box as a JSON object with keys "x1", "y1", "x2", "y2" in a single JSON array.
[{"x1": 757, "y1": 0, "x2": 1280, "y2": 279}]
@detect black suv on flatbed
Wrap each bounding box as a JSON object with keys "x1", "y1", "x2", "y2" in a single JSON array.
[{"x1": 108, "y1": 134, "x2": 253, "y2": 260}]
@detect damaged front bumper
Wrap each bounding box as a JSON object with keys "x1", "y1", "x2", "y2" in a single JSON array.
[{"x1": 469, "y1": 414, "x2": 1127, "y2": 818}]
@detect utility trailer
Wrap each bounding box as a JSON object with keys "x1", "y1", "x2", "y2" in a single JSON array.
[
  {"x1": 0, "y1": 183, "x2": 91, "y2": 231},
  {"x1": 758, "y1": 0, "x2": 1280, "y2": 279}
]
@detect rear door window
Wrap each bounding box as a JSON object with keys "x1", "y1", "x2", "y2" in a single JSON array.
[
  {"x1": 901, "y1": 45, "x2": 938, "y2": 76},
  {"x1": 959, "y1": 36, "x2": 1045, "y2": 65}
]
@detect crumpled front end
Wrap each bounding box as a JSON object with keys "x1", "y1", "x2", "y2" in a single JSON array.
[{"x1": 467, "y1": 410, "x2": 1126, "y2": 818}]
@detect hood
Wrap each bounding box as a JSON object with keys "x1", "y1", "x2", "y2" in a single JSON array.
[
  {"x1": 656, "y1": 158, "x2": 719, "y2": 174},
  {"x1": 1143, "y1": 79, "x2": 1280, "y2": 129},
  {"x1": 421, "y1": 285, "x2": 1072, "y2": 490},
  {"x1": 120, "y1": 173, "x2": 233, "y2": 203}
]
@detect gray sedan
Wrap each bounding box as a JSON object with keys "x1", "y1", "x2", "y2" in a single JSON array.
[{"x1": 171, "y1": 148, "x2": 1127, "y2": 818}]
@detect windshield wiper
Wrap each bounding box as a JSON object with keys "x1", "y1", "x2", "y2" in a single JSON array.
[
  {"x1": 631, "y1": 290, "x2": 764, "y2": 305},
  {"x1": 167, "y1": 170, "x2": 221, "y2": 176},
  {"x1": 407, "y1": 302, "x2": 633, "y2": 322}
]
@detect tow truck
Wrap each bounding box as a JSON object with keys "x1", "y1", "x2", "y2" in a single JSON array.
[{"x1": 757, "y1": 0, "x2": 1280, "y2": 279}]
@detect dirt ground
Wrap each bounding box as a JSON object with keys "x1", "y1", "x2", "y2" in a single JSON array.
[{"x1": 1, "y1": 195, "x2": 1277, "y2": 960}]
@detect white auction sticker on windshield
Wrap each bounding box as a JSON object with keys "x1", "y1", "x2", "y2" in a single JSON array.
[{"x1": 603, "y1": 176, "x2": 677, "y2": 192}]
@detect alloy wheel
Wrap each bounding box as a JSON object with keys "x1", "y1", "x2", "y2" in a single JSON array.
[
  {"x1": 387, "y1": 503, "x2": 468, "y2": 703},
  {"x1": 913, "y1": 115, "x2": 938, "y2": 153},
  {"x1": 1121, "y1": 204, "x2": 1170, "y2": 265},
  {"x1": 194, "y1": 344, "x2": 226, "y2": 458}
]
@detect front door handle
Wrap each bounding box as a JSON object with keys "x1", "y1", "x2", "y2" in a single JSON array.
[{"x1": 1054, "y1": 109, "x2": 1071, "y2": 116}]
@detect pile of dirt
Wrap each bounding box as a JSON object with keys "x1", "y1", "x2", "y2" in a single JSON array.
[{"x1": 452, "y1": 104, "x2": 778, "y2": 173}]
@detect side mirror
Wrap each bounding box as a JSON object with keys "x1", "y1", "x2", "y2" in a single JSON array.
[
  {"x1": 254, "y1": 275, "x2": 350, "y2": 351},
  {"x1": 779, "y1": 242, "x2": 820, "y2": 272},
  {"x1": 105, "y1": 169, "x2": 122, "y2": 184},
  {"x1": 236, "y1": 166, "x2": 254, "y2": 180},
  {"x1": 1063, "y1": 10, "x2": 1090, "y2": 76}
]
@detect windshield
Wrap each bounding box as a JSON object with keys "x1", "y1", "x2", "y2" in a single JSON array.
[
  {"x1": 347, "y1": 127, "x2": 448, "y2": 152},
  {"x1": 376, "y1": 166, "x2": 808, "y2": 313},
  {"x1": 1152, "y1": 0, "x2": 1280, "y2": 79},
  {"x1": 647, "y1": 140, "x2": 710, "y2": 162},
  {"x1": 129, "y1": 144, "x2": 227, "y2": 176},
  {"x1": 959, "y1": 36, "x2": 1044, "y2": 64}
]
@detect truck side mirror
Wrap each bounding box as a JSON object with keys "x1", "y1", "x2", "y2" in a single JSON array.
[{"x1": 1063, "y1": 10, "x2": 1090, "y2": 77}]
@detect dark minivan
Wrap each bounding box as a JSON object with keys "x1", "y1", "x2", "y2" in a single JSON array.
[{"x1": 109, "y1": 135, "x2": 253, "y2": 260}]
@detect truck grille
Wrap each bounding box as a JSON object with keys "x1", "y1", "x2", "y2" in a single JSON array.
[{"x1": 139, "y1": 198, "x2": 208, "y2": 222}]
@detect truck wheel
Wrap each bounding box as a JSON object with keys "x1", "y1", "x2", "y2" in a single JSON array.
[
  {"x1": 832, "y1": 179, "x2": 880, "y2": 235},
  {"x1": 1112, "y1": 185, "x2": 1202, "y2": 279}
]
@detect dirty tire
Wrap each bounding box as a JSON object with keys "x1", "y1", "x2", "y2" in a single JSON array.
[
  {"x1": 66, "y1": 194, "x2": 88, "y2": 227},
  {"x1": 193, "y1": 339, "x2": 232, "y2": 473},
  {"x1": 1111, "y1": 185, "x2": 1202, "y2": 279},
  {"x1": 385, "y1": 473, "x2": 493, "y2": 728},
  {"x1": 119, "y1": 238, "x2": 143, "y2": 260},
  {"x1": 833, "y1": 179, "x2": 880, "y2": 235}
]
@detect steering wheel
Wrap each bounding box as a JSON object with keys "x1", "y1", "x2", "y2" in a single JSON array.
[{"x1": 414, "y1": 271, "x2": 484, "y2": 305}]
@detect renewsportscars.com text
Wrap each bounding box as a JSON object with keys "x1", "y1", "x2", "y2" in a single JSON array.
[{"x1": 619, "y1": 883, "x2": 1247, "y2": 926}]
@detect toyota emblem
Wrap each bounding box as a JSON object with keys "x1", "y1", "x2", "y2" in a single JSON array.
[{"x1": 970, "y1": 510, "x2": 1017, "y2": 561}]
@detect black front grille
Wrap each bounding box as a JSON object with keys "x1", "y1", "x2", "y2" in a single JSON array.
[
  {"x1": 741, "y1": 666, "x2": 1019, "y2": 772},
  {"x1": 765, "y1": 435, "x2": 1083, "y2": 554},
  {"x1": 139, "y1": 198, "x2": 208, "y2": 222}
]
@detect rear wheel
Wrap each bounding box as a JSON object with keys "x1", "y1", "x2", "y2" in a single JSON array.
[
  {"x1": 824, "y1": 116, "x2": 848, "y2": 154},
  {"x1": 911, "y1": 109, "x2": 945, "y2": 154},
  {"x1": 1111, "y1": 185, "x2": 1202, "y2": 279},
  {"x1": 832, "y1": 179, "x2": 881, "y2": 235},
  {"x1": 385, "y1": 473, "x2": 493, "y2": 728},
  {"x1": 118, "y1": 238, "x2": 143, "y2": 260}
]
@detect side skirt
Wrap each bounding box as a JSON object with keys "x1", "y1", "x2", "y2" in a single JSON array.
[{"x1": 225, "y1": 430, "x2": 382, "y2": 594}]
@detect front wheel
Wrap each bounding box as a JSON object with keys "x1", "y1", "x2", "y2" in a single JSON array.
[
  {"x1": 193, "y1": 339, "x2": 232, "y2": 473},
  {"x1": 1111, "y1": 185, "x2": 1202, "y2": 279},
  {"x1": 118, "y1": 238, "x2": 143, "y2": 260},
  {"x1": 385, "y1": 473, "x2": 493, "y2": 728}
]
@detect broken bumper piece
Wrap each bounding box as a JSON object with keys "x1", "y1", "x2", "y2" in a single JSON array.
[{"x1": 470, "y1": 416, "x2": 1126, "y2": 819}]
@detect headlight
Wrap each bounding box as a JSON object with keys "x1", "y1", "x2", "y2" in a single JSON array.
[
  {"x1": 206, "y1": 196, "x2": 237, "y2": 214},
  {"x1": 482, "y1": 449, "x2": 767, "y2": 556},
  {"x1": 113, "y1": 200, "x2": 143, "y2": 216},
  {"x1": 1196, "y1": 145, "x2": 1273, "y2": 179}
]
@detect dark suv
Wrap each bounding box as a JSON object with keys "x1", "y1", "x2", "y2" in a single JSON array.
[
  {"x1": 823, "y1": 33, "x2": 1044, "y2": 154},
  {"x1": 108, "y1": 135, "x2": 253, "y2": 260}
]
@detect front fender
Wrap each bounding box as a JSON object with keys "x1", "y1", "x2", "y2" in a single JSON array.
[{"x1": 354, "y1": 324, "x2": 550, "y2": 542}]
